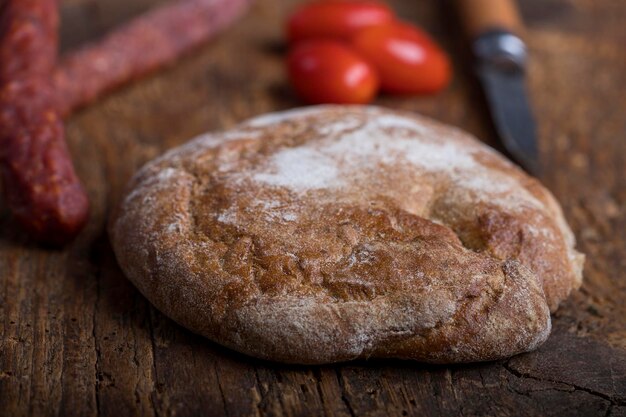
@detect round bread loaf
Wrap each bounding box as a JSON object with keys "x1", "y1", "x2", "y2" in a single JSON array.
[{"x1": 110, "y1": 105, "x2": 584, "y2": 364}]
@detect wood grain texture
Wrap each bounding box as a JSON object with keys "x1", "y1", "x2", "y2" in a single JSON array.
[{"x1": 1, "y1": 0, "x2": 625, "y2": 416}]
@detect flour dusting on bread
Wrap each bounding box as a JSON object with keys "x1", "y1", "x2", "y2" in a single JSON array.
[{"x1": 247, "y1": 110, "x2": 545, "y2": 217}]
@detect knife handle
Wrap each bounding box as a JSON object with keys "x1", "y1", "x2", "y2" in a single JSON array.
[
  {"x1": 456, "y1": 0, "x2": 528, "y2": 72},
  {"x1": 455, "y1": 0, "x2": 523, "y2": 39}
]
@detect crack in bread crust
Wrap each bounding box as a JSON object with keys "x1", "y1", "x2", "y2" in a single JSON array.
[{"x1": 110, "y1": 105, "x2": 583, "y2": 364}]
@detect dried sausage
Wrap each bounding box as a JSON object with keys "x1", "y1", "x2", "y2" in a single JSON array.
[
  {"x1": 0, "y1": 0, "x2": 89, "y2": 244},
  {"x1": 54, "y1": 0, "x2": 253, "y2": 116},
  {"x1": 54, "y1": 0, "x2": 254, "y2": 116},
  {"x1": 0, "y1": 0, "x2": 252, "y2": 244}
]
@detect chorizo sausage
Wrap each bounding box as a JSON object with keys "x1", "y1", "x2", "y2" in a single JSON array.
[
  {"x1": 54, "y1": 0, "x2": 254, "y2": 116},
  {"x1": 0, "y1": 0, "x2": 89, "y2": 244}
]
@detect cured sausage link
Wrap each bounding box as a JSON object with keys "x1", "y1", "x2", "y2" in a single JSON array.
[
  {"x1": 0, "y1": 0, "x2": 89, "y2": 244},
  {"x1": 54, "y1": 0, "x2": 254, "y2": 116},
  {"x1": 0, "y1": 0, "x2": 252, "y2": 244}
]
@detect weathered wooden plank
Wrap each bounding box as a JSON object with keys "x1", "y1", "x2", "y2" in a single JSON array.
[
  {"x1": 0, "y1": 0, "x2": 624, "y2": 416},
  {"x1": 91, "y1": 243, "x2": 156, "y2": 417}
]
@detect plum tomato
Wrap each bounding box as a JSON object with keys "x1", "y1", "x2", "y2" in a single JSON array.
[
  {"x1": 287, "y1": 40, "x2": 379, "y2": 104},
  {"x1": 287, "y1": 1, "x2": 395, "y2": 43},
  {"x1": 350, "y1": 22, "x2": 451, "y2": 94}
]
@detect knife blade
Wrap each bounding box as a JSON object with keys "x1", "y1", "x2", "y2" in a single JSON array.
[
  {"x1": 473, "y1": 30, "x2": 540, "y2": 174},
  {"x1": 455, "y1": 0, "x2": 540, "y2": 174}
]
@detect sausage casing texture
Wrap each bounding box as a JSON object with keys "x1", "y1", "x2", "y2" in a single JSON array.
[
  {"x1": 0, "y1": 0, "x2": 89, "y2": 244},
  {"x1": 54, "y1": 0, "x2": 253, "y2": 116}
]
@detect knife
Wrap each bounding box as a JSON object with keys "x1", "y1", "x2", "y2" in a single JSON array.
[{"x1": 456, "y1": 0, "x2": 540, "y2": 174}]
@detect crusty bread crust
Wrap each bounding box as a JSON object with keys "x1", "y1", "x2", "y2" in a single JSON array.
[{"x1": 110, "y1": 105, "x2": 584, "y2": 364}]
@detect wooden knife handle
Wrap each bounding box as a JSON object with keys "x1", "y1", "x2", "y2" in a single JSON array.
[{"x1": 456, "y1": 0, "x2": 523, "y2": 38}]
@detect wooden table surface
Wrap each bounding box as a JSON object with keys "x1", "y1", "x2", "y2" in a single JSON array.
[{"x1": 1, "y1": 0, "x2": 625, "y2": 416}]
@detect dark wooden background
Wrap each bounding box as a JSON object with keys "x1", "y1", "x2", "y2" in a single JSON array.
[{"x1": 1, "y1": 0, "x2": 625, "y2": 416}]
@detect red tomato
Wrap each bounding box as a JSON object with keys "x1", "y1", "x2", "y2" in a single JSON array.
[
  {"x1": 350, "y1": 22, "x2": 451, "y2": 94},
  {"x1": 287, "y1": 1, "x2": 394, "y2": 43},
  {"x1": 287, "y1": 40, "x2": 379, "y2": 104}
]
